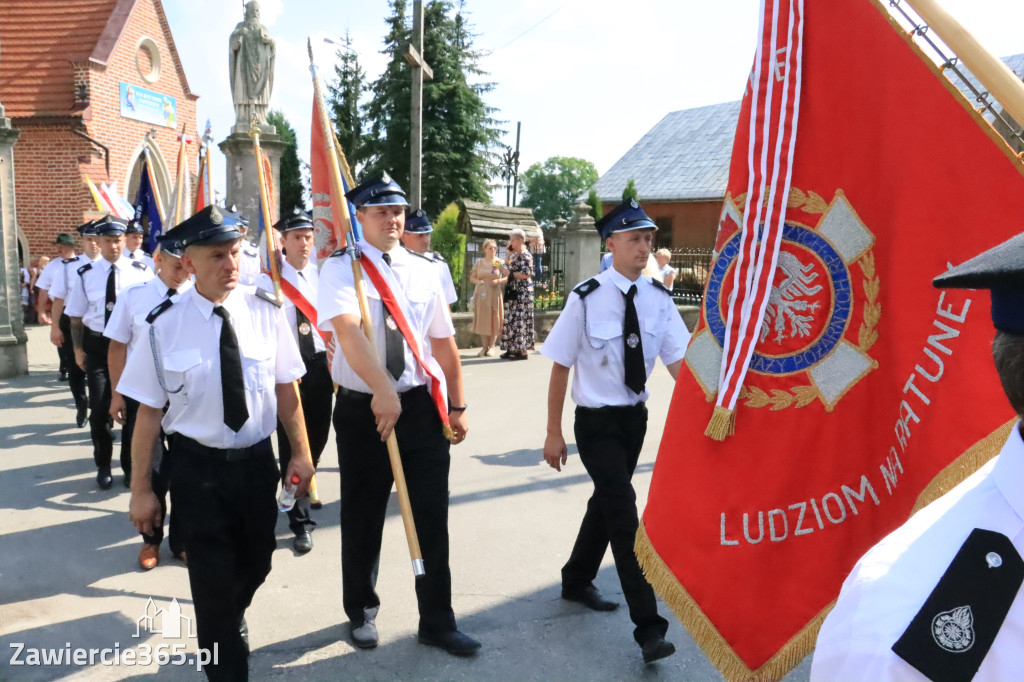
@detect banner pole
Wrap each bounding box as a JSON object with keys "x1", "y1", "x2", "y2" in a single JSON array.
[
  {"x1": 901, "y1": 0, "x2": 1024, "y2": 127},
  {"x1": 308, "y1": 39, "x2": 426, "y2": 577}
]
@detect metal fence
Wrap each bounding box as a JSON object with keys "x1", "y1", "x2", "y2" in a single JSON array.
[
  {"x1": 668, "y1": 247, "x2": 714, "y2": 305},
  {"x1": 533, "y1": 238, "x2": 566, "y2": 311}
]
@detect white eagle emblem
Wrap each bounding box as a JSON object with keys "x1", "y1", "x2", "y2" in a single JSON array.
[
  {"x1": 931, "y1": 605, "x2": 975, "y2": 653},
  {"x1": 626, "y1": 333, "x2": 640, "y2": 349},
  {"x1": 760, "y1": 251, "x2": 822, "y2": 344}
]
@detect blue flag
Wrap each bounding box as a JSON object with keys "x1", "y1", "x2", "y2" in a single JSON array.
[{"x1": 135, "y1": 157, "x2": 163, "y2": 253}]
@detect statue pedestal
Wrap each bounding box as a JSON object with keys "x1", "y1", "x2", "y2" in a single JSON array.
[
  {"x1": 218, "y1": 131, "x2": 287, "y2": 222},
  {"x1": 0, "y1": 114, "x2": 28, "y2": 378},
  {"x1": 564, "y1": 202, "x2": 602, "y2": 289}
]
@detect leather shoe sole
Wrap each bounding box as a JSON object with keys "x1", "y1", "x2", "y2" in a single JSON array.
[
  {"x1": 97, "y1": 468, "x2": 113, "y2": 490},
  {"x1": 418, "y1": 630, "x2": 481, "y2": 656},
  {"x1": 293, "y1": 531, "x2": 313, "y2": 554},
  {"x1": 561, "y1": 586, "x2": 619, "y2": 612},
  {"x1": 641, "y1": 637, "x2": 676, "y2": 664}
]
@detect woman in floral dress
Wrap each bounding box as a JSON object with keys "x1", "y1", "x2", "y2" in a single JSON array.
[{"x1": 501, "y1": 229, "x2": 534, "y2": 360}]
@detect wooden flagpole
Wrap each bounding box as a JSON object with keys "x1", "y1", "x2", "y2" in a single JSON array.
[
  {"x1": 902, "y1": 0, "x2": 1024, "y2": 127},
  {"x1": 308, "y1": 39, "x2": 426, "y2": 577}
]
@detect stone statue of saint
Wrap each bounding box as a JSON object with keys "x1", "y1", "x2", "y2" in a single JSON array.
[{"x1": 229, "y1": 1, "x2": 275, "y2": 128}]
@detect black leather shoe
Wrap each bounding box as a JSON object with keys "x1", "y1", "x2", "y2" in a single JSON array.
[
  {"x1": 122, "y1": 474, "x2": 131, "y2": 488},
  {"x1": 641, "y1": 637, "x2": 676, "y2": 664},
  {"x1": 239, "y1": 617, "x2": 249, "y2": 657},
  {"x1": 350, "y1": 607, "x2": 379, "y2": 649},
  {"x1": 58, "y1": 371, "x2": 68, "y2": 381},
  {"x1": 561, "y1": 585, "x2": 619, "y2": 611},
  {"x1": 418, "y1": 629, "x2": 481, "y2": 656},
  {"x1": 293, "y1": 531, "x2": 313, "y2": 554},
  {"x1": 97, "y1": 467, "x2": 113, "y2": 490},
  {"x1": 75, "y1": 400, "x2": 88, "y2": 428}
]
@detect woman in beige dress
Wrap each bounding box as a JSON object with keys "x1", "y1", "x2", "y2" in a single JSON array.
[{"x1": 469, "y1": 239, "x2": 509, "y2": 356}]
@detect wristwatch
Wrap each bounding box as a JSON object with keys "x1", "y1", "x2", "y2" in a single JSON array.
[{"x1": 449, "y1": 404, "x2": 468, "y2": 413}]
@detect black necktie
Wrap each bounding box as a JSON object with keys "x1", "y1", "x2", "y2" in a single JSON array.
[
  {"x1": 380, "y1": 253, "x2": 406, "y2": 381},
  {"x1": 128, "y1": 252, "x2": 135, "y2": 260},
  {"x1": 296, "y1": 307, "x2": 316, "y2": 364},
  {"x1": 213, "y1": 306, "x2": 249, "y2": 432},
  {"x1": 623, "y1": 284, "x2": 646, "y2": 394},
  {"x1": 104, "y1": 264, "x2": 117, "y2": 326},
  {"x1": 166, "y1": 287, "x2": 177, "y2": 297}
]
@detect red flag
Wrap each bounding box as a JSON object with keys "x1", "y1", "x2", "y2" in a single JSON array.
[
  {"x1": 310, "y1": 99, "x2": 348, "y2": 265},
  {"x1": 194, "y1": 148, "x2": 211, "y2": 213},
  {"x1": 636, "y1": 0, "x2": 1024, "y2": 679}
]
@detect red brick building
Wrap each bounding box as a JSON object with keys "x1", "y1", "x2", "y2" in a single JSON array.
[{"x1": 0, "y1": 0, "x2": 198, "y2": 262}]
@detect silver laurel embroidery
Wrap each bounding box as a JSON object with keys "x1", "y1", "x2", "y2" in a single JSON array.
[{"x1": 931, "y1": 605, "x2": 975, "y2": 653}]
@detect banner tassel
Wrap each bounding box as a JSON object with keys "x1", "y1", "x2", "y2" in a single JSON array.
[{"x1": 704, "y1": 406, "x2": 736, "y2": 441}]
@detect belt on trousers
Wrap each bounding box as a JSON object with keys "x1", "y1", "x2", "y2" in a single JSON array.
[
  {"x1": 337, "y1": 384, "x2": 428, "y2": 402},
  {"x1": 174, "y1": 434, "x2": 271, "y2": 463},
  {"x1": 576, "y1": 402, "x2": 646, "y2": 416}
]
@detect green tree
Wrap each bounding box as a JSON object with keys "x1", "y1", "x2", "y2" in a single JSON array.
[
  {"x1": 327, "y1": 30, "x2": 367, "y2": 173},
  {"x1": 586, "y1": 189, "x2": 603, "y2": 220},
  {"x1": 517, "y1": 156, "x2": 599, "y2": 226},
  {"x1": 622, "y1": 178, "x2": 639, "y2": 202},
  {"x1": 431, "y1": 201, "x2": 464, "y2": 288},
  {"x1": 363, "y1": 0, "x2": 502, "y2": 216},
  {"x1": 267, "y1": 110, "x2": 306, "y2": 219}
]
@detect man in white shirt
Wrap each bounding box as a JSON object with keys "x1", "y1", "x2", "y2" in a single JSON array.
[
  {"x1": 65, "y1": 216, "x2": 153, "y2": 489},
  {"x1": 121, "y1": 205, "x2": 313, "y2": 681},
  {"x1": 36, "y1": 233, "x2": 77, "y2": 379},
  {"x1": 400, "y1": 208, "x2": 458, "y2": 306},
  {"x1": 256, "y1": 209, "x2": 332, "y2": 555},
  {"x1": 812, "y1": 229, "x2": 1024, "y2": 681},
  {"x1": 124, "y1": 218, "x2": 155, "y2": 270},
  {"x1": 105, "y1": 232, "x2": 192, "y2": 568},
  {"x1": 318, "y1": 172, "x2": 478, "y2": 656},
  {"x1": 542, "y1": 199, "x2": 690, "y2": 664}
]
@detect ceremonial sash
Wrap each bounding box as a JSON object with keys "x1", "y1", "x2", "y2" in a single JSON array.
[
  {"x1": 279, "y1": 276, "x2": 332, "y2": 346},
  {"x1": 359, "y1": 256, "x2": 452, "y2": 434}
]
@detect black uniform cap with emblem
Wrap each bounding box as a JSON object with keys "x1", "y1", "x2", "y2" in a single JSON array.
[
  {"x1": 77, "y1": 219, "x2": 99, "y2": 237},
  {"x1": 172, "y1": 205, "x2": 245, "y2": 248},
  {"x1": 346, "y1": 171, "x2": 409, "y2": 208},
  {"x1": 274, "y1": 208, "x2": 314, "y2": 233},
  {"x1": 593, "y1": 198, "x2": 658, "y2": 240},
  {"x1": 156, "y1": 227, "x2": 186, "y2": 258},
  {"x1": 934, "y1": 230, "x2": 1024, "y2": 335},
  {"x1": 404, "y1": 208, "x2": 433, "y2": 234},
  {"x1": 93, "y1": 215, "x2": 128, "y2": 236},
  {"x1": 125, "y1": 216, "x2": 144, "y2": 235}
]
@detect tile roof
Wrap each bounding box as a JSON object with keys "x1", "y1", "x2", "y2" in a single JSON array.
[
  {"x1": 0, "y1": 0, "x2": 120, "y2": 118},
  {"x1": 592, "y1": 54, "x2": 1024, "y2": 204}
]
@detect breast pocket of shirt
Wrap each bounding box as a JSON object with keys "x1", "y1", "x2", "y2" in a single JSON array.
[
  {"x1": 241, "y1": 342, "x2": 274, "y2": 394},
  {"x1": 643, "y1": 317, "x2": 667, "y2": 359},
  {"x1": 162, "y1": 348, "x2": 202, "y2": 402},
  {"x1": 589, "y1": 320, "x2": 622, "y2": 345},
  {"x1": 406, "y1": 287, "x2": 435, "y2": 323}
]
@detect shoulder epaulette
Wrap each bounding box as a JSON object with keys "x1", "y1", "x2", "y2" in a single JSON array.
[
  {"x1": 77, "y1": 263, "x2": 92, "y2": 276},
  {"x1": 432, "y1": 250, "x2": 446, "y2": 263},
  {"x1": 403, "y1": 246, "x2": 435, "y2": 262},
  {"x1": 132, "y1": 260, "x2": 149, "y2": 271},
  {"x1": 62, "y1": 255, "x2": 80, "y2": 264},
  {"x1": 651, "y1": 278, "x2": 673, "y2": 296},
  {"x1": 243, "y1": 243, "x2": 259, "y2": 256},
  {"x1": 145, "y1": 298, "x2": 174, "y2": 324},
  {"x1": 254, "y1": 287, "x2": 283, "y2": 307},
  {"x1": 573, "y1": 278, "x2": 600, "y2": 299},
  {"x1": 329, "y1": 247, "x2": 348, "y2": 258}
]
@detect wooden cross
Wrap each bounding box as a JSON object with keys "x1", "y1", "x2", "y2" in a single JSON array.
[{"x1": 403, "y1": 0, "x2": 433, "y2": 209}]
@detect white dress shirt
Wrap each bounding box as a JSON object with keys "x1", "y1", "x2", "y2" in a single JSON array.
[
  {"x1": 541, "y1": 267, "x2": 690, "y2": 408},
  {"x1": 116, "y1": 286, "x2": 305, "y2": 449},
  {"x1": 256, "y1": 260, "x2": 326, "y2": 354},
  {"x1": 35, "y1": 256, "x2": 67, "y2": 293},
  {"x1": 64, "y1": 255, "x2": 153, "y2": 333},
  {"x1": 126, "y1": 248, "x2": 155, "y2": 271},
  {"x1": 317, "y1": 239, "x2": 454, "y2": 395},
  {"x1": 238, "y1": 241, "x2": 261, "y2": 286},
  {"x1": 48, "y1": 253, "x2": 94, "y2": 301},
  {"x1": 811, "y1": 424, "x2": 1024, "y2": 681},
  {"x1": 104, "y1": 275, "x2": 193, "y2": 354},
  {"x1": 435, "y1": 256, "x2": 458, "y2": 305}
]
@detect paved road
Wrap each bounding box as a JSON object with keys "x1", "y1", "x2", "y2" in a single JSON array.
[{"x1": 0, "y1": 325, "x2": 812, "y2": 681}]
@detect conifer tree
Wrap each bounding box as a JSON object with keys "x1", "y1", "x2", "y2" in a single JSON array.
[{"x1": 327, "y1": 30, "x2": 367, "y2": 173}]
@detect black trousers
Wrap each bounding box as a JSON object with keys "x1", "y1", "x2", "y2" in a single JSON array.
[
  {"x1": 140, "y1": 428, "x2": 182, "y2": 554},
  {"x1": 59, "y1": 313, "x2": 87, "y2": 408},
  {"x1": 562, "y1": 404, "x2": 668, "y2": 646},
  {"x1": 276, "y1": 352, "x2": 332, "y2": 534},
  {"x1": 335, "y1": 385, "x2": 456, "y2": 635},
  {"x1": 82, "y1": 329, "x2": 113, "y2": 469},
  {"x1": 121, "y1": 396, "x2": 138, "y2": 478},
  {"x1": 171, "y1": 436, "x2": 278, "y2": 682}
]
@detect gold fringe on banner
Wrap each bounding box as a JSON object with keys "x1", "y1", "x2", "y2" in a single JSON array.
[{"x1": 704, "y1": 406, "x2": 736, "y2": 441}]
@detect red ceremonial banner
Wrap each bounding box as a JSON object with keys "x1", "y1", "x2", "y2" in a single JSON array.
[{"x1": 636, "y1": 0, "x2": 1024, "y2": 679}]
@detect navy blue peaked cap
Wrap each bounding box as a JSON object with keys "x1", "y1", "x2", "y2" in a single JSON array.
[
  {"x1": 405, "y1": 208, "x2": 433, "y2": 233},
  {"x1": 125, "y1": 216, "x2": 144, "y2": 234},
  {"x1": 934, "y1": 231, "x2": 1024, "y2": 335},
  {"x1": 172, "y1": 205, "x2": 245, "y2": 248},
  {"x1": 346, "y1": 171, "x2": 408, "y2": 208},
  {"x1": 77, "y1": 219, "x2": 99, "y2": 237},
  {"x1": 156, "y1": 231, "x2": 186, "y2": 258},
  {"x1": 274, "y1": 208, "x2": 314, "y2": 233},
  {"x1": 93, "y1": 215, "x2": 128, "y2": 236},
  {"x1": 594, "y1": 198, "x2": 657, "y2": 240}
]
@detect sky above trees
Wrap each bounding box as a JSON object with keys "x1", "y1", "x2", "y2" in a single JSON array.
[{"x1": 163, "y1": 0, "x2": 1024, "y2": 205}]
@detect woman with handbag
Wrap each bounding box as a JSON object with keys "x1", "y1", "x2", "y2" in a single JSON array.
[
  {"x1": 500, "y1": 229, "x2": 535, "y2": 360},
  {"x1": 469, "y1": 239, "x2": 508, "y2": 356}
]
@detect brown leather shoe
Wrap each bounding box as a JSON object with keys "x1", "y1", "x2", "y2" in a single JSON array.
[{"x1": 139, "y1": 544, "x2": 159, "y2": 571}]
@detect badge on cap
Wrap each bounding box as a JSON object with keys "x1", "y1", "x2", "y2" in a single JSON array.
[
  {"x1": 630, "y1": 198, "x2": 639, "y2": 209},
  {"x1": 298, "y1": 322, "x2": 311, "y2": 336},
  {"x1": 210, "y1": 206, "x2": 223, "y2": 225},
  {"x1": 382, "y1": 171, "x2": 392, "y2": 184}
]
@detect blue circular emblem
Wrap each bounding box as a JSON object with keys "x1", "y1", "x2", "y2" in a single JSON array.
[{"x1": 705, "y1": 224, "x2": 852, "y2": 375}]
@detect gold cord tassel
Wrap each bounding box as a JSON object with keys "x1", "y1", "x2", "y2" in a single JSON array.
[
  {"x1": 442, "y1": 424, "x2": 455, "y2": 442},
  {"x1": 705, "y1": 406, "x2": 736, "y2": 441}
]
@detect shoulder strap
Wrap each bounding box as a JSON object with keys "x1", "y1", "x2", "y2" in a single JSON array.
[
  {"x1": 329, "y1": 247, "x2": 348, "y2": 258},
  {"x1": 651, "y1": 278, "x2": 673, "y2": 296},
  {"x1": 77, "y1": 263, "x2": 92, "y2": 276},
  {"x1": 145, "y1": 298, "x2": 174, "y2": 324},
  {"x1": 62, "y1": 255, "x2": 80, "y2": 264},
  {"x1": 132, "y1": 260, "x2": 149, "y2": 271},
  {"x1": 403, "y1": 246, "x2": 435, "y2": 262},
  {"x1": 432, "y1": 250, "x2": 446, "y2": 263},
  {"x1": 573, "y1": 278, "x2": 601, "y2": 299},
  {"x1": 254, "y1": 287, "x2": 283, "y2": 308}
]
